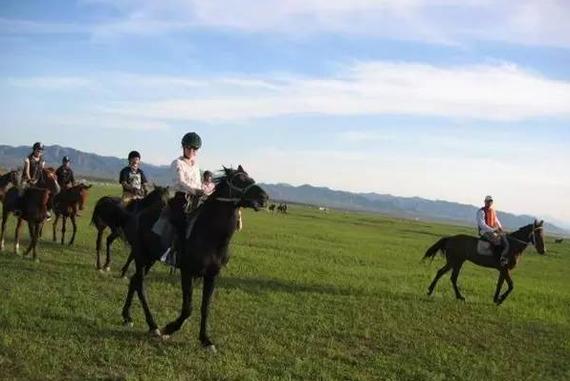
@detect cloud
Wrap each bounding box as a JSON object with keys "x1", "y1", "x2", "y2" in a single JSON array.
[
  {"x1": 103, "y1": 61, "x2": 570, "y2": 122},
  {"x1": 5, "y1": 1, "x2": 570, "y2": 47}
]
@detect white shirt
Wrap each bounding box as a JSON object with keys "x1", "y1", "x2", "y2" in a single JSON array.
[
  {"x1": 171, "y1": 157, "x2": 201, "y2": 194},
  {"x1": 477, "y1": 208, "x2": 502, "y2": 234}
]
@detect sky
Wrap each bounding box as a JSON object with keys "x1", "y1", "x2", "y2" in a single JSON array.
[{"x1": 1, "y1": 0, "x2": 569, "y2": 227}]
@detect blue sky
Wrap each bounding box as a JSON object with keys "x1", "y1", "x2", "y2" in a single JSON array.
[{"x1": 1, "y1": 0, "x2": 569, "y2": 226}]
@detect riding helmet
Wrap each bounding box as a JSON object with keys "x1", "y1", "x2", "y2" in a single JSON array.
[
  {"x1": 128, "y1": 150, "x2": 141, "y2": 160},
  {"x1": 32, "y1": 142, "x2": 44, "y2": 151},
  {"x1": 181, "y1": 132, "x2": 202, "y2": 149}
]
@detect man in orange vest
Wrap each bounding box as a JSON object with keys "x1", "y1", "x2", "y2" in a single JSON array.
[{"x1": 477, "y1": 195, "x2": 508, "y2": 266}]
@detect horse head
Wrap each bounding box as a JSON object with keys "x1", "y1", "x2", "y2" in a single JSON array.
[
  {"x1": 218, "y1": 165, "x2": 268, "y2": 211},
  {"x1": 41, "y1": 168, "x2": 61, "y2": 195},
  {"x1": 531, "y1": 219, "x2": 546, "y2": 255},
  {"x1": 76, "y1": 183, "x2": 92, "y2": 211}
]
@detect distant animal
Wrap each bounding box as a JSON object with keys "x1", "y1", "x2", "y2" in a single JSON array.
[
  {"x1": 423, "y1": 220, "x2": 546, "y2": 305},
  {"x1": 121, "y1": 166, "x2": 268, "y2": 351},
  {"x1": 52, "y1": 183, "x2": 92, "y2": 245},
  {"x1": 277, "y1": 203, "x2": 288, "y2": 214},
  {"x1": 318, "y1": 207, "x2": 329, "y2": 213},
  {"x1": 0, "y1": 168, "x2": 61, "y2": 260},
  {"x1": 90, "y1": 187, "x2": 169, "y2": 272},
  {"x1": 268, "y1": 203, "x2": 276, "y2": 212},
  {"x1": 0, "y1": 170, "x2": 19, "y2": 202},
  {"x1": 554, "y1": 238, "x2": 564, "y2": 244}
]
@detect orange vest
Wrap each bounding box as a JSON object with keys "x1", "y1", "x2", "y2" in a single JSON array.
[{"x1": 482, "y1": 207, "x2": 498, "y2": 228}]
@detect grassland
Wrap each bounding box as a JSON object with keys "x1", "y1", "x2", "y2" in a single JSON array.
[{"x1": 0, "y1": 184, "x2": 569, "y2": 380}]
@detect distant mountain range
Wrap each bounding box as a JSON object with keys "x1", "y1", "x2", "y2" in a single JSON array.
[
  {"x1": 0, "y1": 144, "x2": 171, "y2": 184},
  {"x1": 1, "y1": 144, "x2": 567, "y2": 236}
]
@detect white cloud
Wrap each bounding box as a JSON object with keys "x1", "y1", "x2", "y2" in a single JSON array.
[
  {"x1": 103, "y1": 61, "x2": 570, "y2": 122},
  {"x1": 5, "y1": 1, "x2": 570, "y2": 47}
]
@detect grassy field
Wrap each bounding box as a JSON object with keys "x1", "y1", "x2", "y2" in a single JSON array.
[{"x1": 0, "y1": 184, "x2": 569, "y2": 380}]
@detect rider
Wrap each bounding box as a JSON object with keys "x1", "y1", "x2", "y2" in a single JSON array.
[
  {"x1": 19, "y1": 142, "x2": 51, "y2": 219},
  {"x1": 477, "y1": 195, "x2": 508, "y2": 266},
  {"x1": 21, "y1": 142, "x2": 46, "y2": 188},
  {"x1": 119, "y1": 150, "x2": 148, "y2": 204},
  {"x1": 55, "y1": 156, "x2": 75, "y2": 189},
  {"x1": 157, "y1": 132, "x2": 204, "y2": 266}
]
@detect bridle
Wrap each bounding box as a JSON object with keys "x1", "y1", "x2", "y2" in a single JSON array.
[
  {"x1": 509, "y1": 226, "x2": 543, "y2": 248},
  {"x1": 215, "y1": 172, "x2": 258, "y2": 204}
]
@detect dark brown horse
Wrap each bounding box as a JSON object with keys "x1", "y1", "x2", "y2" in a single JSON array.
[
  {"x1": 52, "y1": 183, "x2": 92, "y2": 245},
  {"x1": 121, "y1": 166, "x2": 268, "y2": 352},
  {"x1": 0, "y1": 168, "x2": 61, "y2": 259},
  {"x1": 0, "y1": 170, "x2": 19, "y2": 202},
  {"x1": 423, "y1": 220, "x2": 546, "y2": 305},
  {"x1": 90, "y1": 187, "x2": 169, "y2": 272}
]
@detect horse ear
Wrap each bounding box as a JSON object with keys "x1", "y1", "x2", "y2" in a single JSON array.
[
  {"x1": 237, "y1": 165, "x2": 244, "y2": 172},
  {"x1": 539, "y1": 220, "x2": 544, "y2": 226}
]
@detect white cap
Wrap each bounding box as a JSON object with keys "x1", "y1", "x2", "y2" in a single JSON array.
[{"x1": 484, "y1": 195, "x2": 493, "y2": 202}]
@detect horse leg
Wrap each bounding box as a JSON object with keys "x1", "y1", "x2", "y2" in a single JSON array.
[
  {"x1": 161, "y1": 267, "x2": 193, "y2": 337},
  {"x1": 14, "y1": 218, "x2": 23, "y2": 255},
  {"x1": 199, "y1": 274, "x2": 217, "y2": 351},
  {"x1": 497, "y1": 270, "x2": 514, "y2": 305},
  {"x1": 32, "y1": 222, "x2": 42, "y2": 262},
  {"x1": 450, "y1": 262, "x2": 466, "y2": 301},
  {"x1": 61, "y1": 216, "x2": 67, "y2": 245},
  {"x1": 95, "y1": 228, "x2": 104, "y2": 270},
  {"x1": 119, "y1": 251, "x2": 134, "y2": 278},
  {"x1": 122, "y1": 267, "x2": 138, "y2": 327},
  {"x1": 134, "y1": 266, "x2": 159, "y2": 334},
  {"x1": 0, "y1": 209, "x2": 8, "y2": 251},
  {"x1": 68, "y1": 214, "x2": 77, "y2": 246},
  {"x1": 52, "y1": 214, "x2": 59, "y2": 242},
  {"x1": 24, "y1": 222, "x2": 35, "y2": 259},
  {"x1": 493, "y1": 271, "x2": 506, "y2": 304},
  {"x1": 104, "y1": 230, "x2": 119, "y2": 271},
  {"x1": 427, "y1": 262, "x2": 452, "y2": 296}
]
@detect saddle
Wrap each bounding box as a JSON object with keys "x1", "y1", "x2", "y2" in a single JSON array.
[{"x1": 477, "y1": 236, "x2": 509, "y2": 257}]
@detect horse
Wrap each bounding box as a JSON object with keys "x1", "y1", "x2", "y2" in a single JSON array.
[
  {"x1": 0, "y1": 170, "x2": 19, "y2": 202},
  {"x1": 90, "y1": 187, "x2": 169, "y2": 272},
  {"x1": 423, "y1": 220, "x2": 546, "y2": 305},
  {"x1": 0, "y1": 168, "x2": 61, "y2": 259},
  {"x1": 277, "y1": 203, "x2": 288, "y2": 214},
  {"x1": 268, "y1": 203, "x2": 276, "y2": 212},
  {"x1": 554, "y1": 238, "x2": 564, "y2": 244},
  {"x1": 52, "y1": 183, "x2": 92, "y2": 245},
  {"x1": 121, "y1": 166, "x2": 268, "y2": 351}
]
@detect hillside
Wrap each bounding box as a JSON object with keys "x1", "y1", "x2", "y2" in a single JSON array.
[{"x1": 1, "y1": 144, "x2": 567, "y2": 236}]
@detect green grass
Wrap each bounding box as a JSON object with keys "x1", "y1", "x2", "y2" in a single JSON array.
[{"x1": 1, "y1": 185, "x2": 569, "y2": 380}]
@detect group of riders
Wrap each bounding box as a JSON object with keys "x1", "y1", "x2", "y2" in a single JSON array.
[
  {"x1": 9, "y1": 132, "x2": 508, "y2": 266},
  {"x1": 13, "y1": 132, "x2": 242, "y2": 266}
]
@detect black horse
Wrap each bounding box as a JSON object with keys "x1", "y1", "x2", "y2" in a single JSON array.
[
  {"x1": 423, "y1": 220, "x2": 546, "y2": 305},
  {"x1": 90, "y1": 187, "x2": 169, "y2": 272},
  {"x1": 121, "y1": 166, "x2": 268, "y2": 351}
]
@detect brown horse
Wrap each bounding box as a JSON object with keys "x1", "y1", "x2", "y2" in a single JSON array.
[
  {"x1": 423, "y1": 220, "x2": 546, "y2": 305},
  {"x1": 0, "y1": 168, "x2": 61, "y2": 259},
  {"x1": 0, "y1": 170, "x2": 19, "y2": 202},
  {"x1": 52, "y1": 183, "x2": 92, "y2": 245}
]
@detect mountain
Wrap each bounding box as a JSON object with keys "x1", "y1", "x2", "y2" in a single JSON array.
[
  {"x1": 263, "y1": 183, "x2": 569, "y2": 236},
  {"x1": 1, "y1": 144, "x2": 568, "y2": 236},
  {"x1": 0, "y1": 144, "x2": 171, "y2": 184}
]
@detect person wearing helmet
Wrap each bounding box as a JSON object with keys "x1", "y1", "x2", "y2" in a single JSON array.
[
  {"x1": 477, "y1": 195, "x2": 508, "y2": 266},
  {"x1": 55, "y1": 156, "x2": 75, "y2": 189},
  {"x1": 156, "y1": 132, "x2": 205, "y2": 266},
  {"x1": 21, "y1": 142, "x2": 46, "y2": 186},
  {"x1": 119, "y1": 150, "x2": 148, "y2": 204}
]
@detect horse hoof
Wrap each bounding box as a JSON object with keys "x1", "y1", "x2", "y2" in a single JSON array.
[
  {"x1": 123, "y1": 321, "x2": 134, "y2": 328},
  {"x1": 205, "y1": 345, "x2": 217, "y2": 354},
  {"x1": 160, "y1": 333, "x2": 171, "y2": 341},
  {"x1": 34, "y1": 258, "x2": 40, "y2": 263},
  {"x1": 105, "y1": 267, "x2": 111, "y2": 272},
  {"x1": 98, "y1": 268, "x2": 104, "y2": 273},
  {"x1": 149, "y1": 328, "x2": 162, "y2": 338}
]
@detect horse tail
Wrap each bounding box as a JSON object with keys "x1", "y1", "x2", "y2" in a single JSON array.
[{"x1": 423, "y1": 237, "x2": 448, "y2": 261}]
